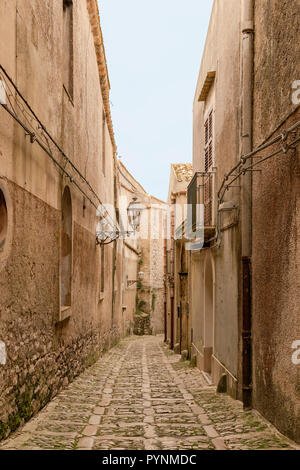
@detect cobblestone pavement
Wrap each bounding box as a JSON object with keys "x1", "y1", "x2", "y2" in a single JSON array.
[{"x1": 0, "y1": 336, "x2": 298, "y2": 451}]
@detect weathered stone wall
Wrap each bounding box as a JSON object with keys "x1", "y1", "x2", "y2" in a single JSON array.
[
  {"x1": 0, "y1": 0, "x2": 123, "y2": 440},
  {"x1": 252, "y1": 0, "x2": 300, "y2": 443},
  {"x1": 149, "y1": 236, "x2": 165, "y2": 334}
]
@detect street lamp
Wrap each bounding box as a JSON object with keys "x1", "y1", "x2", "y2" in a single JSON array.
[
  {"x1": 218, "y1": 201, "x2": 238, "y2": 212},
  {"x1": 96, "y1": 197, "x2": 145, "y2": 246}
]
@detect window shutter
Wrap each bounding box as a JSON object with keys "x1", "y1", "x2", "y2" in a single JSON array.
[{"x1": 205, "y1": 147, "x2": 209, "y2": 172}]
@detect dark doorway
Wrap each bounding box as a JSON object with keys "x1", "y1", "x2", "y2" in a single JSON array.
[{"x1": 170, "y1": 297, "x2": 174, "y2": 349}]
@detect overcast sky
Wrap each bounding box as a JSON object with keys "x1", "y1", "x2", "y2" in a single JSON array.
[{"x1": 99, "y1": 0, "x2": 214, "y2": 201}]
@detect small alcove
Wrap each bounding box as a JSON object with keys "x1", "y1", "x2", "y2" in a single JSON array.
[
  {"x1": 60, "y1": 186, "x2": 72, "y2": 314},
  {"x1": 0, "y1": 189, "x2": 8, "y2": 254}
]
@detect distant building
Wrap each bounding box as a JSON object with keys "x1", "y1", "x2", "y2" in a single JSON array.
[
  {"x1": 165, "y1": 163, "x2": 193, "y2": 351},
  {"x1": 138, "y1": 194, "x2": 167, "y2": 336}
]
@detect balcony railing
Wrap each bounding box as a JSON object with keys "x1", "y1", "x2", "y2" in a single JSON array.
[{"x1": 187, "y1": 171, "x2": 216, "y2": 240}]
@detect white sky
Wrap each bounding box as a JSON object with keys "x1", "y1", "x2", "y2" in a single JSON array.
[{"x1": 99, "y1": 0, "x2": 214, "y2": 201}]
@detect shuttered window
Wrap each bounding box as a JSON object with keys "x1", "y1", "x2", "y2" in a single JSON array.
[
  {"x1": 204, "y1": 111, "x2": 213, "y2": 171},
  {"x1": 204, "y1": 110, "x2": 213, "y2": 226},
  {"x1": 100, "y1": 244, "x2": 105, "y2": 293},
  {"x1": 102, "y1": 110, "x2": 106, "y2": 175}
]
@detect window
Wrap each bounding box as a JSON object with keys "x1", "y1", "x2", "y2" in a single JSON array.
[
  {"x1": 61, "y1": 186, "x2": 72, "y2": 309},
  {"x1": 100, "y1": 244, "x2": 105, "y2": 294},
  {"x1": 0, "y1": 189, "x2": 7, "y2": 254},
  {"x1": 102, "y1": 111, "x2": 106, "y2": 175},
  {"x1": 204, "y1": 110, "x2": 214, "y2": 226},
  {"x1": 63, "y1": 0, "x2": 73, "y2": 99}
]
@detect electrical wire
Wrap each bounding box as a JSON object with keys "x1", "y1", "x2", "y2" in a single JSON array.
[{"x1": 214, "y1": 120, "x2": 300, "y2": 244}]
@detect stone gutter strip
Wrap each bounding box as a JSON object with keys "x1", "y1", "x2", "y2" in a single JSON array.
[
  {"x1": 119, "y1": 161, "x2": 149, "y2": 196},
  {"x1": 1, "y1": 336, "x2": 298, "y2": 450},
  {"x1": 124, "y1": 241, "x2": 141, "y2": 257}
]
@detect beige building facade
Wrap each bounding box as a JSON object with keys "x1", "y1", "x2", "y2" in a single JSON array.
[
  {"x1": 138, "y1": 195, "x2": 167, "y2": 336},
  {"x1": 117, "y1": 162, "x2": 167, "y2": 337}
]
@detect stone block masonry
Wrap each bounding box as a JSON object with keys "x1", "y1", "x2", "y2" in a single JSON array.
[
  {"x1": 0, "y1": 181, "x2": 121, "y2": 441},
  {"x1": 0, "y1": 336, "x2": 298, "y2": 451}
]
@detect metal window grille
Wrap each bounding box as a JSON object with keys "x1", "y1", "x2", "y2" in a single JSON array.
[{"x1": 204, "y1": 110, "x2": 214, "y2": 225}]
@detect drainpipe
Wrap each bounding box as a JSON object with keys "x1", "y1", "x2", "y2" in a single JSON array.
[
  {"x1": 111, "y1": 152, "x2": 118, "y2": 326},
  {"x1": 163, "y1": 223, "x2": 167, "y2": 343},
  {"x1": 241, "y1": 0, "x2": 254, "y2": 410}
]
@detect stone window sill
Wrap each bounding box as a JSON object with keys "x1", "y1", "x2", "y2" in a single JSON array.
[
  {"x1": 63, "y1": 85, "x2": 74, "y2": 107},
  {"x1": 59, "y1": 306, "x2": 71, "y2": 322}
]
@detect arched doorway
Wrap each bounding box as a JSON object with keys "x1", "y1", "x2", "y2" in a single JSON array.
[
  {"x1": 61, "y1": 186, "x2": 72, "y2": 309},
  {"x1": 204, "y1": 254, "x2": 214, "y2": 373}
]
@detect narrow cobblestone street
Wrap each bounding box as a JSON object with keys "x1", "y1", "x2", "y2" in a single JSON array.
[{"x1": 0, "y1": 336, "x2": 297, "y2": 451}]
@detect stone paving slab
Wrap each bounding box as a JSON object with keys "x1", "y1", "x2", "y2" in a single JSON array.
[{"x1": 0, "y1": 335, "x2": 298, "y2": 451}]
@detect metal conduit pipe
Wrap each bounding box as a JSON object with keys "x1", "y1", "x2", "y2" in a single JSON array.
[{"x1": 240, "y1": 0, "x2": 254, "y2": 410}]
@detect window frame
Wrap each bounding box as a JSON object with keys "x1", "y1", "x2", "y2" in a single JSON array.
[
  {"x1": 204, "y1": 109, "x2": 214, "y2": 226},
  {"x1": 100, "y1": 244, "x2": 105, "y2": 296},
  {"x1": 60, "y1": 186, "x2": 73, "y2": 320}
]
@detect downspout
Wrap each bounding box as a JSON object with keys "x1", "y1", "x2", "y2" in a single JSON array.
[
  {"x1": 241, "y1": 0, "x2": 254, "y2": 409},
  {"x1": 164, "y1": 232, "x2": 167, "y2": 343},
  {"x1": 111, "y1": 151, "x2": 118, "y2": 327},
  {"x1": 170, "y1": 196, "x2": 176, "y2": 349}
]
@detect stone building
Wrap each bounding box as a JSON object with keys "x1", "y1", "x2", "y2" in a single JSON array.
[
  {"x1": 116, "y1": 162, "x2": 167, "y2": 336},
  {"x1": 138, "y1": 194, "x2": 167, "y2": 336},
  {"x1": 0, "y1": 0, "x2": 143, "y2": 440},
  {"x1": 166, "y1": 0, "x2": 300, "y2": 443},
  {"x1": 251, "y1": 0, "x2": 300, "y2": 442},
  {"x1": 165, "y1": 163, "x2": 193, "y2": 351},
  {"x1": 189, "y1": 0, "x2": 242, "y2": 398}
]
